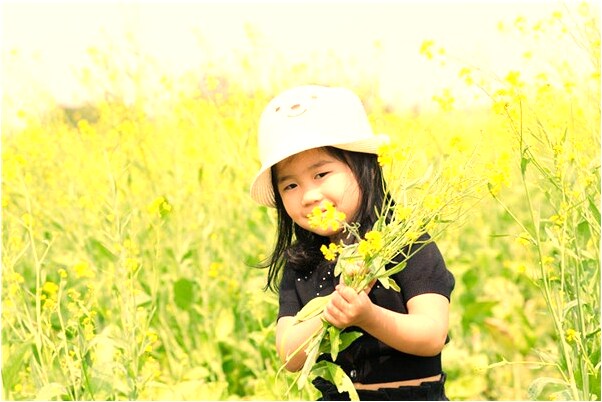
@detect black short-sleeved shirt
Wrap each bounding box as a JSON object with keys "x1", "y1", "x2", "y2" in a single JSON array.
[{"x1": 278, "y1": 238, "x2": 455, "y2": 384}]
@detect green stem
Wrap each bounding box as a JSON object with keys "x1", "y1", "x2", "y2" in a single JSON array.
[{"x1": 520, "y1": 141, "x2": 580, "y2": 401}]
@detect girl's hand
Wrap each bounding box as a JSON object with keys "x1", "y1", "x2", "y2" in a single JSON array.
[{"x1": 323, "y1": 281, "x2": 375, "y2": 329}]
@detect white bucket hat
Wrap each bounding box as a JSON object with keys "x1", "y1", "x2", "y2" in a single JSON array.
[{"x1": 249, "y1": 85, "x2": 390, "y2": 207}]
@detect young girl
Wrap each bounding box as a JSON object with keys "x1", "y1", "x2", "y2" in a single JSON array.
[{"x1": 250, "y1": 85, "x2": 455, "y2": 401}]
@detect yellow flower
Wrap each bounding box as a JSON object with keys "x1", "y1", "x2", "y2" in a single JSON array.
[
  {"x1": 515, "y1": 232, "x2": 533, "y2": 247},
  {"x1": 395, "y1": 206, "x2": 412, "y2": 221},
  {"x1": 208, "y1": 262, "x2": 221, "y2": 278},
  {"x1": 550, "y1": 214, "x2": 564, "y2": 227},
  {"x1": 147, "y1": 196, "x2": 172, "y2": 218},
  {"x1": 320, "y1": 243, "x2": 341, "y2": 261},
  {"x1": 487, "y1": 152, "x2": 512, "y2": 196},
  {"x1": 565, "y1": 328, "x2": 579, "y2": 343},
  {"x1": 9, "y1": 272, "x2": 25, "y2": 284},
  {"x1": 419, "y1": 40, "x2": 435, "y2": 59},
  {"x1": 308, "y1": 201, "x2": 346, "y2": 231},
  {"x1": 125, "y1": 257, "x2": 140, "y2": 273},
  {"x1": 144, "y1": 330, "x2": 159, "y2": 353},
  {"x1": 505, "y1": 71, "x2": 524, "y2": 88},
  {"x1": 42, "y1": 281, "x2": 59, "y2": 296},
  {"x1": 432, "y1": 88, "x2": 455, "y2": 112},
  {"x1": 406, "y1": 231, "x2": 421, "y2": 242},
  {"x1": 74, "y1": 261, "x2": 95, "y2": 279},
  {"x1": 377, "y1": 143, "x2": 393, "y2": 167},
  {"x1": 358, "y1": 230, "x2": 384, "y2": 258},
  {"x1": 458, "y1": 67, "x2": 474, "y2": 86},
  {"x1": 423, "y1": 194, "x2": 443, "y2": 212},
  {"x1": 21, "y1": 213, "x2": 34, "y2": 228}
]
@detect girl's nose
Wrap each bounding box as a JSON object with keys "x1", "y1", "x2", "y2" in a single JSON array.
[{"x1": 302, "y1": 187, "x2": 323, "y2": 207}]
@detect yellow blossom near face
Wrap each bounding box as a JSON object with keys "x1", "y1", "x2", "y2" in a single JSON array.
[
  {"x1": 320, "y1": 243, "x2": 341, "y2": 261},
  {"x1": 307, "y1": 201, "x2": 346, "y2": 231}
]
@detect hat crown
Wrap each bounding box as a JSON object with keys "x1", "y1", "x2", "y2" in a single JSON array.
[
  {"x1": 250, "y1": 85, "x2": 388, "y2": 207},
  {"x1": 257, "y1": 85, "x2": 374, "y2": 165}
]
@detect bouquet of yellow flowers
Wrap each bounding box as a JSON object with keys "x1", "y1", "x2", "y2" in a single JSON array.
[{"x1": 278, "y1": 143, "x2": 483, "y2": 400}]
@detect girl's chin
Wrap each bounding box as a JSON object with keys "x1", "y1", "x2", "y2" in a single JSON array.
[{"x1": 313, "y1": 228, "x2": 345, "y2": 241}]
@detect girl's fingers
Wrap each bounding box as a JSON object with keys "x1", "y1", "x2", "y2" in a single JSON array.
[{"x1": 334, "y1": 284, "x2": 356, "y2": 303}]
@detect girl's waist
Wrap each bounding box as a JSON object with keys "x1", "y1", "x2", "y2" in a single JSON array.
[{"x1": 353, "y1": 374, "x2": 441, "y2": 390}]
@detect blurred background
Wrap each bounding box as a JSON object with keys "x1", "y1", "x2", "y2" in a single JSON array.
[
  {"x1": 2, "y1": 1, "x2": 600, "y2": 401},
  {"x1": 4, "y1": 1, "x2": 591, "y2": 119}
]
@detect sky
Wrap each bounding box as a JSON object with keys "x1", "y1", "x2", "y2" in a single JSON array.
[{"x1": 2, "y1": 1, "x2": 598, "y2": 119}]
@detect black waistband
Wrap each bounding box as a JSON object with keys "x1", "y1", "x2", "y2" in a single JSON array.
[{"x1": 314, "y1": 373, "x2": 448, "y2": 401}]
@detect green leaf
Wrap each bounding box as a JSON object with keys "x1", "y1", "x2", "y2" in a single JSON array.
[
  {"x1": 294, "y1": 294, "x2": 332, "y2": 322},
  {"x1": 577, "y1": 220, "x2": 591, "y2": 244},
  {"x1": 173, "y1": 278, "x2": 195, "y2": 310},
  {"x1": 312, "y1": 361, "x2": 360, "y2": 401},
  {"x1": 383, "y1": 261, "x2": 406, "y2": 277},
  {"x1": 2, "y1": 341, "x2": 31, "y2": 391},
  {"x1": 328, "y1": 326, "x2": 342, "y2": 360},
  {"x1": 520, "y1": 148, "x2": 530, "y2": 176},
  {"x1": 35, "y1": 382, "x2": 66, "y2": 401},
  {"x1": 338, "y1": 331, "x2": 363, "y2": 351},
  {"x1": 85, "y1": 238, "x2": 117, "y2": 262},
  {"x1": 297, "y1": 333, "x2": 323, "y2": 390},
  {"x1": 377, "y1": 277, "x2": 390, "y2": 289},
  {"x1": 588, "y1": 196, "x2": 601, "y2": 224},
  {"x1": 386, "y1": 277, "x2": 401, "y2": 292},
  {"x1": 527, "y1": 377, "x2": 569, "y2": 400}
]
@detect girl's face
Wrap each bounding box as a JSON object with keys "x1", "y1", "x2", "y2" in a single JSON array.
[{"x1": 274, "y1": 147, "x2": 361, "y2": 240}]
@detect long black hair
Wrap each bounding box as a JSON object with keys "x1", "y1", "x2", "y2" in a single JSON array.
[{"x1": 262, "y1": 146, "x2": 390, "y2": 292}]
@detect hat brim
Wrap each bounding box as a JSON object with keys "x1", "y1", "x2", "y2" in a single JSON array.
[{"x1": 249, "y1": 134, "x2": 390, "y2": 207}]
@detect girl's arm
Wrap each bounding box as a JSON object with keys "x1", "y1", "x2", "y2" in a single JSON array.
[
  {"x1": 276, "y1": 314, "x2": 324, "y2": 372},
  {"x1": 323, "y1": 285, "x2": 449, "y2": 356}
]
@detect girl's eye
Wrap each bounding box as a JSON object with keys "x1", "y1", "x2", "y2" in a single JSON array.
[
  {"x1": 315, "y1": 171, "x2": 329, "y2": 179},
  {"x1": 282, "y1": 183, "x2": 297, "y2": 192}
]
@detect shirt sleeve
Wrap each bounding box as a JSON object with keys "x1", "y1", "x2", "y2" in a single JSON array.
[
  {"x1": 277, "y1": 265, "x2": 303, "y2": 320},
  {"x1": 395, "y1": 239, "x2": 455, "y2": 303}
]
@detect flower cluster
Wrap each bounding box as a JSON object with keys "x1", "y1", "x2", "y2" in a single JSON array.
[{"x1": 308, "y1": 201, "x2": 346, "y2": 231}]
